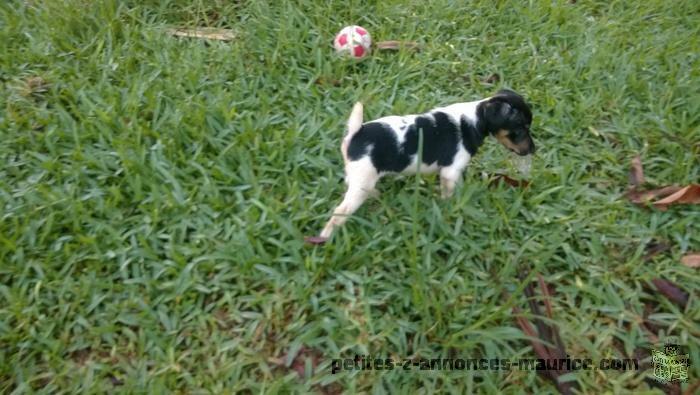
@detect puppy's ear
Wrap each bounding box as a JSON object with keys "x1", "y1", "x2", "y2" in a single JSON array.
[
  {"x1": 483, "y1": 98, "x2": 512, "y2": 121},
  {"x1": 490, "y1": 89, "x2": 533, "y2": 124},
  {"x1": 497, "y1": 101, "x2": 512, "y2": 117}
]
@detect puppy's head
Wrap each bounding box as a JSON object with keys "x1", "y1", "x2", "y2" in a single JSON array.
[{"x1": 480, "y1": 89, "x2": 535, "y2": 156}]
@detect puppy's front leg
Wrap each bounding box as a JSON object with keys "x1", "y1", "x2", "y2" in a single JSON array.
[
  {"x1": 439, "y1": 150, "x2": 470, "y2": 199},
  {"x1": 440, "y1": 177, "x2": 456, "y2": 199},
  {"x1": 439, "y1": 167, "x2": 462, "y2": 199}
]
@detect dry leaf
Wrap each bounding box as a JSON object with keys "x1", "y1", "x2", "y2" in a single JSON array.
[
  {"x1": 483, "y1": 73, "x2": 501, "y2": 84},
  {"x1": 270, "y1": 345, "x2": 334, "y2": 393},
  {"x1": 683, "y1": 380, "x2": 700, "y2": 395},
  {"x1": 288, "y1": 346, "x2": 321, "y2": 377},
  {"x1": 625, "y1": 157, "x2": 700, "y2": 209},
  {"x1": 626, "y1": 185, "x2": 682, "y2": 204},
  {"x1": 650, "y1": 278, "x2": 688, "y2": 308},
  {"x1": 314, "y1": 77, "x2": 341, "y2": 87},
  {"x1": 513, "y1": 309, "x2": 552, "y2": 361},
  {"x1": 643, "y1": 240, "x2": 672, "y2": 261},
  {"x1": 681, "y1": 253, "x2": 700, "y2": 268},
  {"x1": 18, "y1": 76, "x2": 50, "y2": 99},
  {"x1": 489, "y1": 173, "x2": 530, "y2": 188},
  {"x1": 376, "y1": 40, "x2": 420, "y2": 51},
  {"x1": 512, "y1": 274, "x2": 578, "y2": 395},
  {"x1": 167, "y1": 28, "x2": 236, "y2": 41},
  {"x1": 271, "y1": 345, "x2": 323, "y2": 378},
  {"x1": 652, "y1": 184, "x2": 700, "y2": 210},
  {"x1": 629, "y1": 155, "x2": 644, "y2": 187},
  {"x1": 26, "y1": 76, "x2": 50, "y2": 94}
]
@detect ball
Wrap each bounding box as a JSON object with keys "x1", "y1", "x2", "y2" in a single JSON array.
[{"x1": 333, "y1": 25, "x2": 371, "y2": 59}]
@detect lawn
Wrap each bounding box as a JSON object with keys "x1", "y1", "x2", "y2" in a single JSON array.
[{"x1": 1, "y1": 0, "x2": 699, "y2": 393}]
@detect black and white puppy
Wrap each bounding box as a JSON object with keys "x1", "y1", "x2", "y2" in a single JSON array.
[{"x1": 319, "y1": 89, "x2": 535, "y2": 239}]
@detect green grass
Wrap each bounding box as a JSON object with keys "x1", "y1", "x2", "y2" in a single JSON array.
[{"x1": 1, "y1": 0, "x2": 699, "y2": 393}]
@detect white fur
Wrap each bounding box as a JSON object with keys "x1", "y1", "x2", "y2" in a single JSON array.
[
  {"x1": 435, "y1": 101, "x2": 483, "y2": 125},
  {"x1": 341, "y1": 102, "x2": 364, "y2": 164}
]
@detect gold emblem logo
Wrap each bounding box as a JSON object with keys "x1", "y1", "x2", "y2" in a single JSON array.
[{"x1": 652, "y1": 344, "x2": 690, "y2": 383}]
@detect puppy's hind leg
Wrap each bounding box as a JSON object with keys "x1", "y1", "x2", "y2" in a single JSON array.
[{"x1": 320, "y1": 159, "x2": 378, "y2": 239}]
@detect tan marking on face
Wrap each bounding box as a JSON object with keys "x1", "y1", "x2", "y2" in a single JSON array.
[
  {"x1": 495, "y1": 130, "x2": 520, "y2": 152},
  {"x1": 495, "y1": 129, "x2": 532, "y2": 154}
]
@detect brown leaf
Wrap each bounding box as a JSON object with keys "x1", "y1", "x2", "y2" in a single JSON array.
[
  {"x1": 643, "y1": 239, "x2": 672, "y2": 261},
  {"x1": 513, "y1": 307, "x2": 552, "y2": 360},
  {"x1": 667, "y1": 382, "x2": 682, "y2": 395},
  {"x1": 270, "y1": 346, "x2": 325, "y2": 380},
  {"x1": 69, "y1": 348, "x2": 92, "y2": 366},
  {"x1": 318, "y1": 383, "x2": 343, "y2": 395},
  {"x1": 284, "y1": 346, "x2": 322, "y2": 378},
  {"x1": 625, "y1": 156, "x2": 700, "y2": 210},
  {"x1": 534, "y1": 276, "x2": 566, "y2": 360},
  {"x1": 683, "y1": 380, "x2": 700, "y2": 395},
  {"x1": 512, "y1": 274, "x2": 577, "y2": 395},
  {"x1": 537, "y1": 273, "x2": 554, "y2": 319},
  {"x1": 651, "y1": 279, "x2": 688, "y2": 308},
  {"x1": 304, "y1": 236, "x2": 328, "y2": 245},
  {"x1": 314, "y1": 77, "x2": 341, "y2": 87},
  {"x1": 489, "y1": 173, "x2": 530, "y2": 188},
  {"x1": 681, "y1": 253, "x2": 700, "y2": 268},
  {"x1": 167, "y1": 27, "x2": 236, "y2": 41},
  {"x1": 626, "y1": 185, "x2": 682, "y2": 204},
  {"x1": 652, "y1": 184, "x2": 700, "y2": 210},
  {"x1": 629, "y1": 155, "x2": 645, "y2": 187},
  {"x1": 483, "y1": 73, "x2": 501, "y2": 84},
  {"x1": 26, "y1": 76, "x2": 50, "y2": 94},
  {"x1": 641, "y1": 322, "x2": 659, "y2": 344},
  {"x1": 376, "y1": 40, "x2": 420, "y2": 51}
]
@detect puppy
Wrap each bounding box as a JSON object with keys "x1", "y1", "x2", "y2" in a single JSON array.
[{"x1": 319, "y1": 89, "x2": 535, "y2": 239}]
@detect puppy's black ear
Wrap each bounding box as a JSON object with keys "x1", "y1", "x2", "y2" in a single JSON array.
[
  {"x1": 482, "y1": 97, "x2": 512, "y2": 123},
  {"x1": 477, "y1": 97, "x2": 511, "y2": 134},
  {"x1": 491, "y1": 89, "x2": 532, "y2": 124},
  {"x1": 496, "y1": 100, "x2": 512, "y2": 117}
]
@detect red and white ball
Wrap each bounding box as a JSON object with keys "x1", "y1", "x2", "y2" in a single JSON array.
[{"x1": 333, "y1": 25, "x2": 371, "y2": 59}]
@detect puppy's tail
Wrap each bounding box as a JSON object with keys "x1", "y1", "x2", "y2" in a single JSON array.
[
  {"x1": 341, "y1": 102, "x2": 363, "y2": 164},
  {"x1": 346, "y1": 102, "x2": 364, "y2": 137}
]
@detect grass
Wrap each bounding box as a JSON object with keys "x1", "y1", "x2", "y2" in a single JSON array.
[{"x1": 1, "y1": 0, "x2": 699, "y2": 393}]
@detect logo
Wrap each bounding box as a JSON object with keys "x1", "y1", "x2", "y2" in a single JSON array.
[{"x1": 652, "y1": 340, "x2": 690, "y2": 383}]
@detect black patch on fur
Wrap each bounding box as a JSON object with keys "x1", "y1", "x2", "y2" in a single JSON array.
[
  {"x1": 403, "y1": 112, "x2": 459, "y2": 167},
  {"x1": 347, "y1": 122, "x2": 411, "y2": 172},
  {"x1": 459, "y1": 116, "x2": 486, "y2": 156},
  {"x1": 347, "y1": 111, "x2": 461, "y2": 173}
]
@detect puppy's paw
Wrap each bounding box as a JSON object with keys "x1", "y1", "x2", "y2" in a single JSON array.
[{"x1": 440, "y1": 179, "x2": 456, "y2": 199}]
